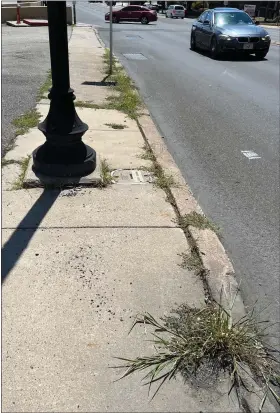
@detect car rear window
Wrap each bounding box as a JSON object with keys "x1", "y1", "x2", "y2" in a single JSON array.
[{"x1": 175, "y1": 6, "x2": 184, "y2": 10}]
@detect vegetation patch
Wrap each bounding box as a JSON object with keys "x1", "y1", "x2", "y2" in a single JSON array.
[
  {"x1": 179, "y1": 248, "x2": 201, "y2": 271},
  {"x1": 100, "y1": 159, "x2": 113, "y2": 187},
  {"x1": 37, "y1": 70, "x2": 52, "y2": 100},
  {"x1": 105, "y1": 123, "x2": 127, "y2": 130},
  {"x1": 1, "y1": 159, "x2": 21, "y2": 168},
  {"x1": 140, "y1": 145, "x2": 156, "y2": 162},
  {"x1": 103, "y1": 49, "x2": 143, "y2": 119},
  {"x1": 178, "y1": 211, "x2": 219, "y2": 234},
  {"x1": 115, "y1": 297, "x2": 280, "y2": 411},
  {"x1": 75, "y1": 101, "x2": 104, "y2": 109},
  {"x1": 12, "y1": 109, "x2": 41, "y2": 136},
  {"x1": 12, "y1": 156, "x2": 31, "y2": 190}
]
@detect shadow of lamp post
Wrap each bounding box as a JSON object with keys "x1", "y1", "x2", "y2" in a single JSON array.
[{"x1": 32, "y1": 1, "x2": 96, "y2": 177}]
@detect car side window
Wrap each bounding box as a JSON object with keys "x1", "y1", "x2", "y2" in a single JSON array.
[
  {"x1": 122, "y1": 7, "x2": 131, "y2": 11},
  {"x1": 208, "y1": 11, "x2": 213, "y2": 23},
  {"x1": 169, "y1": 5, "x2": 173, "y2": 9},
  {"x1": 198, "y1": 11, "x2": 207, "y2": 23},
  {"x1": 128, "y1": 6, "x2": 138, "y2": 11},
  {"x1": 204, "y1": 11, "x2": 210, "y2": 22}
]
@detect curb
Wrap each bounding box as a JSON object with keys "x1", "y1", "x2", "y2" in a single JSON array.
[
  {"x1": 136, "y1": 111, "x2": 276, "y2": 413},
  {"x1": 136, "y1": 112, "x2": 245, "y2": 319}
]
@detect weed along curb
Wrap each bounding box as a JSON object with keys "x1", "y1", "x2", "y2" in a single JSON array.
[{"x1": 98, "y1": 49, "x2": 279, "y2": 411}]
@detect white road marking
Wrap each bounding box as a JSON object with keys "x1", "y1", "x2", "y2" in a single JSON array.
[{"x1": 241, "y1": 150, "x2": 261, "y2": 160}]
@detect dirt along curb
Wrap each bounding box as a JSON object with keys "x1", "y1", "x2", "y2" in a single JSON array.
[{"x1": 92, "y1": 28, "x2": 278, "y2": 413}]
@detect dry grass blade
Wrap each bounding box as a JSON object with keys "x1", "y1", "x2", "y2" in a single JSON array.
[{"x1": 114, "y1": 302, "x2": 280, "y2": 410}]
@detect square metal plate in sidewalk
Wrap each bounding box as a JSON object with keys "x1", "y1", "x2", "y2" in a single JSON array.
[
  {"x1": 23, "y1": 156, "x2": 102, "y2": 188},
  {"x1": 123, "y1": 53, "x2": 147, "y2": 60}
]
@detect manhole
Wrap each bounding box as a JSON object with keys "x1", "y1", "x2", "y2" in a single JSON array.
[
  {"x1": 111, "y1": 169, "x2": 154, "y2": 184},
  {"x1": 123, "y1": 53, "x2": 147, "y2": 60}
]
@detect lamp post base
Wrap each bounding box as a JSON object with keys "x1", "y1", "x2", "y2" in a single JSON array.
[{"x1": 32, "y1": 142, "x2": 96, "y2": 178}]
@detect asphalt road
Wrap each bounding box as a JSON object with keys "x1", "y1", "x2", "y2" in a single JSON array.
[
  {"x1": 76, "y1": 2, "x2": 280, "y2": 344},
  {"x1": 1, "y1": 25, "x2": 72, "y2": 156}
]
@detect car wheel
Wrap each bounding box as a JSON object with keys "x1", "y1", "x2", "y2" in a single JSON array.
[
  {"x1": 210, "y1": 36, "x2": 220, "y2": 59},
  {"x1": 112, "y1": 16, "x2": 119, "y2": 23},
  {"x1": 181, "y1": 17, "x2": 184, "y2": 19},
  {"x1": 165, "y1": 13, "x2": 168, "y2": 17},
  {"x1": 190, "y1": 32, "x2": 196, "y2": 50},
  {"x1": 141, "y1": 16, "x2": 149, "y2": 24},
  {"x1": 255, "y1": 50, "x2": 268, "y2": 59}
]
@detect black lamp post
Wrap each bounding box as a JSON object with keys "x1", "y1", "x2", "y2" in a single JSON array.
[{"x1": 33, "y1": 1, "x2": 96, "y2": 177}]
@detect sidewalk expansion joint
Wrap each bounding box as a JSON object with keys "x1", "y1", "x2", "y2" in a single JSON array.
[{"x1": 3, "y1": 225, "x2": 181, "y2": 230}]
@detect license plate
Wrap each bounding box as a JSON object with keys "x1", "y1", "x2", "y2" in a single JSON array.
[{"x1": 243, "y1": 43, "x2": 254, "y2": 50}]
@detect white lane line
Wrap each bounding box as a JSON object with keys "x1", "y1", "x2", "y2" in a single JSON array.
[{"x1": 241, "y1": 150, "x2": 261, "y2": 160}]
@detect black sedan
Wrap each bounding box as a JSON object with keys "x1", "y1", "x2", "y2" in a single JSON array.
[{"x1": 190, "y1": 7, "x2": 271, "y2": 59}]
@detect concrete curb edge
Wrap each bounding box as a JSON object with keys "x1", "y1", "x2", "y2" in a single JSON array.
[{"x1": 136, "y1": 112, "x2": 276, "y2": 413}]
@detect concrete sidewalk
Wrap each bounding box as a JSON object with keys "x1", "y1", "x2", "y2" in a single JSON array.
[{"x1": 1, "y1": 27, "x2": 271, "y2": 413}]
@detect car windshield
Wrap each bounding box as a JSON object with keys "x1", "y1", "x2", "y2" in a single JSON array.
[
  {"x1": 214, "y1": 11, "x2": 254, "y2": 26},
  {"x1": 175, "y1": 5, "x2": 184, "y2": 10}
]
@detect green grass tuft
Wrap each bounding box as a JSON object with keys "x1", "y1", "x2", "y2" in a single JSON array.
[
  {"x1": 105, "y1": 123, "x2": 127, "y2": 130},
  {"x1": 12, "y1": 156, "x2": 31, "y2": 190},
  {"x1": 75, "y1": 101, "x2": 104, "y2": 109},
  {"x1": 12, "y1": 109, "x2": 41, "y2": 136},
  {"x1": 102, "y1": 49, "x2": 143, "y2": 119},
  {"x1": 1, "y1": 159, "x2": 21, "y2": 168},
  {"x1": 178, "y1": 211, "x2": 219, "y2": 234},
  {"x1": 179, "y1": 250, "x2": 201, "y2": 271},
  {"x1": 114, "y1": 297, "x2": 280, "y2": 411},
  {"x1": 37, "y1": 70, "x2": 52, "y2": 100},
  {"x1": 100, "y1": 159, "x2": 113, "y2": 187}
]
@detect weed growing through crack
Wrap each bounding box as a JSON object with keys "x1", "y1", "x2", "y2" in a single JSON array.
[
  {"x1": 179, "y1": 250, "x2": 201, "y2": 271},
  {"x1": 103, "y1": 49, "x2": 142, "y2": 119},
  {"x1": 12, "y1": 156, "x2": 31, "y2": 190},
  {"x1": 114, "y1": 293, "x2": 280, "y2": 411},
  {"x1": 148, "y1": 162, "x2": 175, "y2": 190},
  {"x1": 140, "y1": 145, "x2": 156, "y2": 162},
  {"x1": 37, "y1": 69, "x2": 52, "y2": 100},
  {"x1": 12, "y1": 110, "x2": 41, "y2": 136},
  {"x1": 75, "y1": 101, "x2": 104, "y2": 109},
  {"x1": 105, "y1": 123, "x2": 127, "y2": 130},
  {"x1": 178, "y1": 211, "x2": 219, "y2": 234},
  {"x1": 1, "y1": 159, "x2": 21, "y2": 168},
  {"x1": 100, "y1": 159, "x2": 113, "y2": 187}
]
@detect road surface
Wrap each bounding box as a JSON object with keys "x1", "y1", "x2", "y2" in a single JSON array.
[
  {"x1": 79, "y1": 3, "x2": 279, "y2": 345},
  {"x1": 1, "y1": 25, "x2": 72, "y2": 156}
]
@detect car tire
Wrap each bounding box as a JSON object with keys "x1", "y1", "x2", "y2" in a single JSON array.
[
  {"x1": 255, "y1": 51, "x2": 268, "y2": 59},
  {"x1": 190, "y1": 32, "x2": 196, "y2": 50},
  {"x1": 141, "y1": 16, "x2": 149, "y2": 24},
  {"x1": 112, "y1": 16, "x2": 119, "y2": 23},
  {"x1": 210, "y1": 36, "x2": 220, "y2": 59},
  {"x1": 181, "y1": 17, "x2": 184, "y2": 19}
]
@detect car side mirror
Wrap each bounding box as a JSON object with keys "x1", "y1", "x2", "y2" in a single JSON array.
[{"x1": 203, "y1": 20, "x2": 210, "y2": 25}]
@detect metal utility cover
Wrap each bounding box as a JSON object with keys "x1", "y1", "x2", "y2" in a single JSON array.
[
  {"x1": 111, "y1": 169, "x2": 154, "y2": 184},
  {"x1": 123, "y1": 53, "x2": 147, "y2": 60}
]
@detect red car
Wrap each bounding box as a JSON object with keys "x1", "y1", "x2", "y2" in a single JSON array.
[{"x1": 105, "y1": 5, "x2": 157, "y2": 24}]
